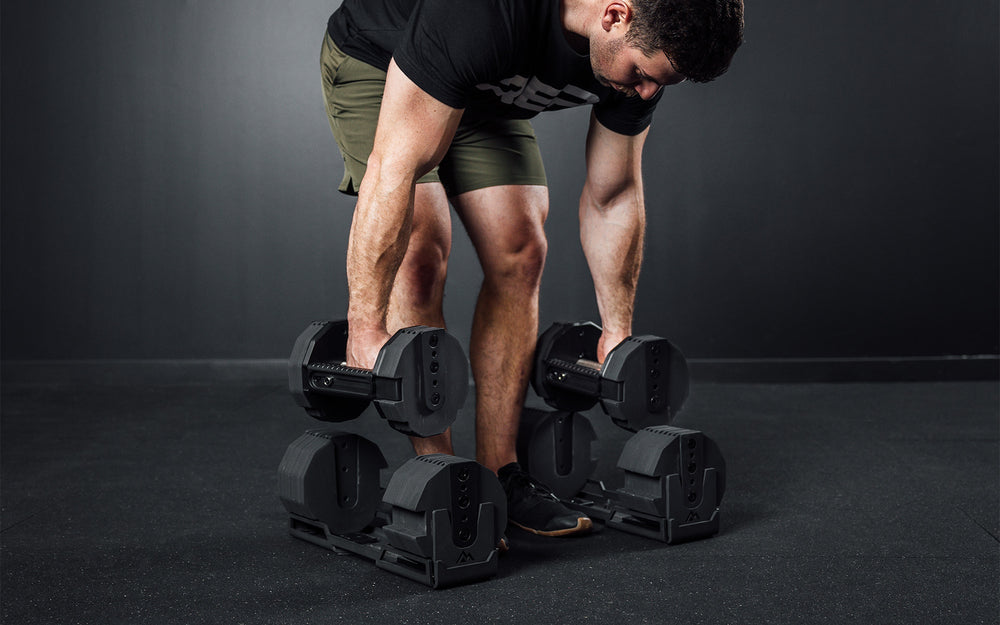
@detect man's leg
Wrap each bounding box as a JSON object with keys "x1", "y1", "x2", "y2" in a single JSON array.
[
  {"x1": 450, "y1": 185, "x2": 549, "y2": 473},
  {"x1": 452, "y1": 184, "x2": 591, "y2": 537},
  {"x1": 384, "y1": 182, "x2": 455, "y2": 456}
]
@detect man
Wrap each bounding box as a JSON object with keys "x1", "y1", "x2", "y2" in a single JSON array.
[{"x1": 321, "y1": 0, "x2": 743, "y2": 537}]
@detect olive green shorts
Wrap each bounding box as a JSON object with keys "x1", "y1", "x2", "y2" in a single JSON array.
[{"x1": 320, "y1": 33, "x2": 547, "y2": 197}]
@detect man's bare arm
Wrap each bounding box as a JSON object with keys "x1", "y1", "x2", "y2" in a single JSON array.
[
  {"x1": 579, "y1": 111, "x2": 649, "y2": 362},
  {"x1": 346, "y1": 59, "x2": 463, "y2": 368}
]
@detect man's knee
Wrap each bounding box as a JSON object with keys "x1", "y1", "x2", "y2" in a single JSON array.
[
  {"x1": 453, "y1": 184, "x2": 549, "y2": 295},
  {"x1": 486, "y1": 229, "x2": 548, "y2": 291}
]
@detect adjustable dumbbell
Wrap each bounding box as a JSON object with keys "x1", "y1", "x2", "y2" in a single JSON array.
[
  {"x1": 530, "y1": 321, "x2": 689, "y2": 431},
  {"x1": 281, "y1": 322, "x2": 507, "y2": 588},
  {"x1": 288, "y1": 320, "x2": 468, "y2": 437}
]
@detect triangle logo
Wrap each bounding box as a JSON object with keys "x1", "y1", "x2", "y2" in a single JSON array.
[{"x1": 457, "y1": 550, "x2": 476, "y2": 563}]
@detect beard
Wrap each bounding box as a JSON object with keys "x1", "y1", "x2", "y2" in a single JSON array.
[{"x1": 590, "y1": 35, "x2": 638, "y2": 97}]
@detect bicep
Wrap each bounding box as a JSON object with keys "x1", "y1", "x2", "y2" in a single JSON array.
[
  {"x1": 583, "y1": 112, "x2": 648, "y2": 206},
  {"x1": 369, "y1": 60, "x2": 464, "y2": 181}
]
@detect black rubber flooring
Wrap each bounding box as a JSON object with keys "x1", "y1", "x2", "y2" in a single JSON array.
[{"x1": 2, "y1": 364, "x2": 997, "y2": 624}]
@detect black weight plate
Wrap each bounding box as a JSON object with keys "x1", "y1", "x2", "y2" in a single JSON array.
[
  {"x1": 613, "y1": 426, "x2": 725, "y2": 543},
  {"x1": 616, "y1": 425, "x2": 726, "y2": 504},
  {"x1": 277, "y1": 430, "x2": 387, "y2": 534},
  {"x1": 372, "y1": 326, "x2": 468, "y2": 437},
  {"x1": 288, "y1": 320, "x2": 371, "y2": 422},
  {"x1": 601, "y1": 335, "x2": 689, "y2": 431},
  {"x1": 516, "y1": 408, "x2": 597, "y2": 500},
  {"x1": 382, "y1": 455, "x2": 507, "y2": 558}
]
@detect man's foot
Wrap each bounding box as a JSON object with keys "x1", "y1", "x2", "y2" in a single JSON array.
[{"x1": 497, "y1": 463, "x2": 592, "y2": 537}]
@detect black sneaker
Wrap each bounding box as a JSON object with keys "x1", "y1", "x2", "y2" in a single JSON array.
[{"x1": 497, "y1": 463, "x2": 592, "y2": 537}]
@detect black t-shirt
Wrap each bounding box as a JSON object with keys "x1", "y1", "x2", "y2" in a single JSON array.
[{"x1": 327, "y1": 0, "x2": 661, "y2": 135}]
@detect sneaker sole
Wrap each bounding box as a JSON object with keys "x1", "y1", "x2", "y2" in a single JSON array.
[{"x1": 510, "y1": 516, "x2": 593, "y2": 537}]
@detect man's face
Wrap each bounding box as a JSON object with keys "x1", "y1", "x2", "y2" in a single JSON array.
[{"x1": 590, "y1": 34, "x2": 686, "y2": 100}]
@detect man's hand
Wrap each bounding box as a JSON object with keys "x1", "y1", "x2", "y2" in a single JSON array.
[{"x1": 346, "y1": 326, "x2": 393, "y2": 370}]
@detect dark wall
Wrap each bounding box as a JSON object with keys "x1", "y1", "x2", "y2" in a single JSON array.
[{"x1": 3, "y1": 1, "x2": 997, "y2": 361}]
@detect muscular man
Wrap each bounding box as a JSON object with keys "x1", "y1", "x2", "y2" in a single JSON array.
[{"x1": 321, "y1": 0, "x2": 743, "y2": 537}]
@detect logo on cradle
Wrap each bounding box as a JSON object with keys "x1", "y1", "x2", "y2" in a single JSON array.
[
  {"x1": 457, "y1": 550, "x2": 476, "y2": 563},
  {"x1": 476, "y1": 75, "x2": 599, "y2": 112}
]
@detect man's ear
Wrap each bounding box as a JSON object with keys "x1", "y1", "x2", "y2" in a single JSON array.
[{"x1": 600, "y1": 1, "x2": 634, "y2": 33}]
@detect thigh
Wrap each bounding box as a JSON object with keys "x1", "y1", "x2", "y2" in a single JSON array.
[
  {"x1": 451, "y1": 185, "x2": 549, "y2": 275},
  {"x1": 438, "y1": 118, "x2": 548, "y2": 198}
]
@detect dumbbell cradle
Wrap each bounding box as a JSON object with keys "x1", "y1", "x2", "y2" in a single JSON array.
[
  {"x1": 532, "y1": 321, "x2": 690, "y2": 432},
  {"x1": 516, "y1": 409, "x2": 726, "y2": 545},
  {"x1": 288, "y1": 320, "x2": 468, "y2": 437},
  {"x1": 278, "y1": 431, "x2": 506, "y2": 589}
]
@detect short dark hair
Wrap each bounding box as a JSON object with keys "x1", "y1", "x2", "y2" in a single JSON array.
[{"x1": 626, "y1": 0, "x2": 745, "y2": 83}]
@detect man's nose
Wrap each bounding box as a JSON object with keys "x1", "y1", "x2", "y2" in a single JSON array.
[{"x1": 637, "y1": 80, "x2": 663, "y2": 100}]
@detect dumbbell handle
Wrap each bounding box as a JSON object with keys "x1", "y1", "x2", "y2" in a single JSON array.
[
  {"x1": 544, "y1": 357, "x2": 606, "y2": 398},
  {"x1": 306, "y1": 361, "x2": 402, "y2": 401}
]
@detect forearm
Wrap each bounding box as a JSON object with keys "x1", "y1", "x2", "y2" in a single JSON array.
[
  {"x1": 346, "y1": 156, "x2": 416, "y2": 336},
  {"x1": 579, "y1": 182, "x2": 646, "y2": 340},
  {"x1": 340, "y1": 59, "x2": 462, "y2": 366}
]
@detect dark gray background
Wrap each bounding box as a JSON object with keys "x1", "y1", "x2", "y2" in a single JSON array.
[{"x1": 2, "y1": 0, "x2": 997, "y2": 362}]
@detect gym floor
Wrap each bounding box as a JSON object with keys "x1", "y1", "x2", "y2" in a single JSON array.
[{"x1": 1, "y1": 363, "x2": 997, "y2": 624}]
